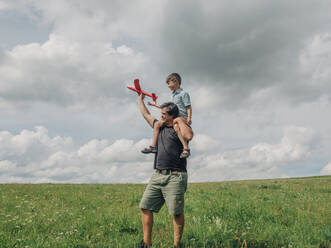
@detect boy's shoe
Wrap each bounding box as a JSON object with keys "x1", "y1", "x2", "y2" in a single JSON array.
[
  {"x1": 141, "y1": 146, "x2": 157, "y2": 154},
  {"x1": 180, "y1": 148, "x2": 190, "y2": 159},
  {"x1": 137, "y1": 240, "x2": 151, "y2": 248}
]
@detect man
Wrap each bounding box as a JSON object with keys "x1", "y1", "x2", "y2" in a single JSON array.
[{"x1": 137, "y1": 93, "x2": 193, "y2": 248}]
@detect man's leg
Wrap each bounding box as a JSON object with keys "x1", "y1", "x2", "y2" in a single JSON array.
[
  {"x1": 163, "y1": 172, "x2": 188, "y2": 247},
  {"x1": 141, "y1": 209, "x2": 153, "y2": 246},
  {"x1": 173, "y1": 213, "x2": 184, "y2": 247}
]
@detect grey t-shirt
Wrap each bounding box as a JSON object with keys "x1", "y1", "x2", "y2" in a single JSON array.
[{"x1": 153, "y1": 119, "x2": 187, "y2": 171}]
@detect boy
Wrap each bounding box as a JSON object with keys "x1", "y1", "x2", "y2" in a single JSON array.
[{"x1": 141, "y1": 73, "x2": 193, "y2": 158}]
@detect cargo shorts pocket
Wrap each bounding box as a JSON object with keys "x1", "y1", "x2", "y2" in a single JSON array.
[{"x1": 163, "y1": 172, "x2": 187, "y2": 215}]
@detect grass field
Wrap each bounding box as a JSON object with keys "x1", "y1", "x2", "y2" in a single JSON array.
[{"x1": 0, "y1": 176, "x2": 330, "y2": 247}]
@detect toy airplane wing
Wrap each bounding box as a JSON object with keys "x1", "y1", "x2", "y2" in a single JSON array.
[
  {"x1": 127, "y1": 79, "x2": 158, "y2": 102},
  {"x1": 134, "y1": 79, "x2": 141, "y2": 92}
]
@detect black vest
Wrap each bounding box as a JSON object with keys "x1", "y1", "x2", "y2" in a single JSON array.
[{"x1": 153, "y1": 124, "x2": 187, "y2": 171}]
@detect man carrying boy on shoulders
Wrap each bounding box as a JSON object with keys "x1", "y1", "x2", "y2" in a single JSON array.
[{"x1": 137, "y1": 92, "x2": 193, "y2": 248}]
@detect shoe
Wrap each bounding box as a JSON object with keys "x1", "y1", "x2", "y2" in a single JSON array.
[
  {"x1": 137, "y1": 240, "x2": 151, "y2": 248},
  {"x1": 180, "y1": 148, "x2": 190, "y2": 158},
  {"x1": 141, "y1": 146, "x2": 157, "y2": 154}
]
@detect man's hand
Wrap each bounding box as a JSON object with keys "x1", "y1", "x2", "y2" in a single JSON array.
[
  {"x1": 187, "y1": 118, "x2": 192, "y2": 125},
  {"x1": 138, "y1": 92, "x2": 145, "y2": 101}
]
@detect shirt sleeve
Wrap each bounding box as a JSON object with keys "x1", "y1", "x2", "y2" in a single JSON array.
[{"x1": 182, "y1": 92, "x2": 191, "y2": 107}]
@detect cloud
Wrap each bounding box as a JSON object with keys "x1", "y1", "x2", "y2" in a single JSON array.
[
  {"x1": 0, "y1": 160, "x2": 17, "y2": 172},
  {"x1": 0, "y1": 126, "x2": 153, "y2": 183},
  {"x1": 0, "y1": 0, "x2": 169, "y2": 114},
  {"x1": 0, "y1": 34, "x2": 149, "y2": 109},
  {"x1": 320, "y1": 162, "x2": 331, "y2": 175},
  {"x1": 0, "y1": 125, "x2": 320, "y2": 183},
  {"x1": 297, "y1": 33, "x2": 331, "y2": 99},
  {"x1": 2, "y1": 0, "x2": 331, "y2": 113},
  {"x1": 190, "y1": 134, "x2": 221, "y2": 154},
  {"x1": 0, "y1": 126, "x2": 73, "y2": 159},
  {"x1": 157, "y1": 0, "x2": 331, "y2": 108},
  {"x1": 189, "y1": 126, "x2": 318, "y2": 181},
  {"x1": 0, "y1": 1, "x2": 330, "y2": 182}
]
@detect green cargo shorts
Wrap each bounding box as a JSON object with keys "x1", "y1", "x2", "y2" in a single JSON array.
[{"x1": 139, "y1": 171, "x2": 188, "y2": 215}]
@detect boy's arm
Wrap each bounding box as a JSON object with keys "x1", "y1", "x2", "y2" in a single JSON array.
[
  {"x1": 147, "y1": 101, "x2": 161, "y2": 108},
  {"x1": 186, "y1": 105, "x2": 192, "y2": 125},
  {"x1": 138, "y1": 94, "x2": 156, "y2": 128}
]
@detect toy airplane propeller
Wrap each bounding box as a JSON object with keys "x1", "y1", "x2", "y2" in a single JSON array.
[{"x1": 127, "y1": 79, "x2": 158, "y2": 102}]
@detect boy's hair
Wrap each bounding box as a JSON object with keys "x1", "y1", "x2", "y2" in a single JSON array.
[
  {"x1": 166, "y1": 73, "x2": 181, "y2": 85},
  {"x1": 160, "y1": 102, "x2": 179, "y2": 118}
]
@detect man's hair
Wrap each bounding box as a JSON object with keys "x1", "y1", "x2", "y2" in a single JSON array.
[
  {"x1": 160, "y1": 102, "x2": 179, "y2": 118},
  {"x1": 166, "y1": 73, "x2": 181, "y2": 85}
]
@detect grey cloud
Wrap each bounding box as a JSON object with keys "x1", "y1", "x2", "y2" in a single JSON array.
[
  {"x1": 156, "y1": 0, "x2": 331, "y2": 106},
  {"x1": 3, "y1": 0, "x2": 330, "y2": 111},
  {"x1": 0, "y1": 0, "x2": 163, "y2": 110}
]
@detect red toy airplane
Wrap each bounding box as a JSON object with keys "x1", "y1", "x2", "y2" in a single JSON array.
[{"x1": 127, "y1": 79, "x2": 158, "y2": 102}]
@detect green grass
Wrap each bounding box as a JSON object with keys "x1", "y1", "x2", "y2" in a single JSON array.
[{"x1": 0, "y1": 176, "x2": 330, "y2": 247}]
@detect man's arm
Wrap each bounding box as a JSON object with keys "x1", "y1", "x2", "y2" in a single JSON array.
[{"x1": 138, "y1": 93, "x2": 156, "y2": 128}]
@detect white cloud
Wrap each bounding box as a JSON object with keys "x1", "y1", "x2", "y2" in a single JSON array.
[
  {"x1": 0, "y1": 125, "x2": 320, "y2": 183},
  {"x1": 0, "y1": 126, "x2": 152, "y2": 183},
  {"x1": 0, "y1": 33, "x2": 149, "y2": 110},
  {"x1": 190, "y1": 134, "x2": 221, "y2": 154},
  {"x1": 0, "y1": 160, "x2": 16, "y2": 172},
  {"x1": 320, "y1": 162, "x2": 331, "y2": 175},
  {"x1": 0, "y1": 126, "x2": 73, "y2": 158},
  {"x1": 189, "y1": 126, "x2": 318, "y2": 182}
]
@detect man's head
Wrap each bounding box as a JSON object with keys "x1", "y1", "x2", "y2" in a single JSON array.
[
  {"x1": 166, "y1": 73, "x2": 181, "y2": 92},
  {"x1": 160, "y1": 102, "x2": 179, "y2": 125}
]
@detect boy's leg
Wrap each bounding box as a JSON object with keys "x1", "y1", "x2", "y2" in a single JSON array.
[
  {"x1": 173, "y1": 123, "x2": 188, "y2": 149},
  {"x1": 142, "y1": 120, "x2": 163, "y2": 153},
  {"x1": 151, "y1": 121, "x2": 161, "y2": 147},
  {"x1": 174, "y1": 117, "x2": 193, "y2": 142},
  {"x1": 174, "y1": 117, "x2": 193, "y2": 158}
]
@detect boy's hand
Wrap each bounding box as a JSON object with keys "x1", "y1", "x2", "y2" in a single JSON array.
[
  {"x1": 187, "y1": 118, "x2": 192, "y2": 125},
  {"x1": 147, "y1": 101, "x2": 160, "y2": 108}
]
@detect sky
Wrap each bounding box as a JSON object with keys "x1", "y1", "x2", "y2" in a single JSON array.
[{"x1": 0, "y1": 0, "x2": 330, "y2": 183}]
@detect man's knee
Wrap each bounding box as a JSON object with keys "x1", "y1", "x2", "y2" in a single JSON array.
[
  {"x1": 141, "y1": 209, "x2": 153, "y2": 215},
  {"x1": 173, "y1": 213, "x2": 184, "y2": 222}
]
